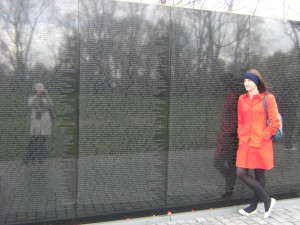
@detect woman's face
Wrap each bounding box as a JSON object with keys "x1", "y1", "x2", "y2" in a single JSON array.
[{"x1": 244, "y1": 79, "x2": 257, "y2": 92}]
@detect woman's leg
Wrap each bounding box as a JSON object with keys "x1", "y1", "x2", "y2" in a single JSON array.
[
  {"x1": 242, "y1": 169, "x2": 266, "y2": 212},
  {"x1": 37, "y1": 135, "x2": 47, "y2": 162},
  {"x1": 236, "y1": 167, "x2": 271, "y2": 211},
  {"x1": 24, "y1": 135, "x2": 38, "y2": 163}
]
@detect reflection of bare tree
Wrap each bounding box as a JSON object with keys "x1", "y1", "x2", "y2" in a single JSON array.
[
  {"x1": 80, "y1": 1, "x2": 169, "y2": 95},
  {"x1": 198, "y1": 12, "x2": 249, "y2": 75},
  {"x1": 53, "y1": 14, "x2": 79, "y2": 73},
  {"x1": 0, "y1": 0, "x2": 50, "y2": 87},
  {"x1": 286, "y1": 21, "x2": 300, "y2": 49},
  {"x1": 171, "y1": 9, "x2": 250, "y2": 95},
  {"x1": 45, "y1": 2, "x2": 79, "y2": 69},
  {"x1": 278, "y1": 20, "x2": 300, "y2": 150}
]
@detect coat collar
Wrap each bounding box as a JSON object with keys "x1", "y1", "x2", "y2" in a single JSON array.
[
  {"x1": 241, "y1": 92, "x2": 266, "y2": 107},
  {"x1": 241, "y1": 92, "x2": 265, "y2": 100}
]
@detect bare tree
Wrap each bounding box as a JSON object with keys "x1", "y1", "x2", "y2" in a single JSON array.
[{"x1": 224, "y1": 0, "x2": 235, "y2": 12}]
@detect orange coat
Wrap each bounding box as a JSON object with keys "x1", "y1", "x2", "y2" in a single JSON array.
[{"x1": 236, "y1": 93, "x2": 281, "y2": 170}]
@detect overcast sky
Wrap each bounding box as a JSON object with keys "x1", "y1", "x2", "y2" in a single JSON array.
[{"x1": 118, "y1": 0, "x2": 300, "y2": 21}]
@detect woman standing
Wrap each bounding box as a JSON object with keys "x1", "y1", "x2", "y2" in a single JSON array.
[{"x1": 236, "y1": 70, "x2": 281, "y2": 218}]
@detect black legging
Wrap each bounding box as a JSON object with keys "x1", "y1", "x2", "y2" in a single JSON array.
[
  {"x1": 236, "y1": 167, "x2": 271, "y2": 211},
  {"x1": 24, "y1": 135, "x2": 47, "y2": 163}
]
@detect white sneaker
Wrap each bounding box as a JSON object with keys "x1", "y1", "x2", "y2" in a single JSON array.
[
  {"x1": 264, "y1": 198, "x2": 276, "y2": 218},
  {"x1": 238, "y1": 208, "x2": 257, "y2": 216}
]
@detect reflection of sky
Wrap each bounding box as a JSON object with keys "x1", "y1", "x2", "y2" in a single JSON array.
[
  {"x1": 0, "y1": 0, "x2": 78, "y2": 68},
  {"x1": 31, "y1": 0, "x2": 78, "y2": 67},
  {"x1": 114, "y1": 2, "x2": 169, "y2": 24},
  {"x1": 251, "y1": 17, "x2": 296, "y2": 56},
  {"x1": 1, "y1": 0, "x2": 299, "y2": 70}
]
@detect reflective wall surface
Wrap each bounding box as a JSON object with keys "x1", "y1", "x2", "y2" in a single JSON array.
[{"x1": 0, "y1": 0, "x2": 299, "y2": 224}]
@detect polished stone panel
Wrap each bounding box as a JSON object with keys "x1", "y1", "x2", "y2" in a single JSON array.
[
  {"x1": 0, "y1": 0, "x2": 79, "y2": 223},
  {"x1": 167, "y1": 8, "x2": 249, "y2": 206},
  {"x1": 77, "y1": 0, "x2": 169, "y2": 213}
]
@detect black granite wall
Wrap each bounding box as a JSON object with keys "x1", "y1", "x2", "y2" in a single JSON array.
[{"x1": 0, "y1": 0, "x2": 299, "y2": 224}]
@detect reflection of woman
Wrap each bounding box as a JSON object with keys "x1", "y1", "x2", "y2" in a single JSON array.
[
  {"x1": 277, "y1": 80, "x2": 298, "y2": 150},
  {"x1": 24, "y1": 83, "x2": 53, "y2": 163},
  {"x1": 214, "y1": 78, "x2": 240, "y2": 198},
  {"x1": 236, "y1": 70, "x2": 280, "y2": 218}
]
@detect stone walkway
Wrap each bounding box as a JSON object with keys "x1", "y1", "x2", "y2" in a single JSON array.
[{"x1": 88, "y1": 197, "x2": 300, "y2": 225}]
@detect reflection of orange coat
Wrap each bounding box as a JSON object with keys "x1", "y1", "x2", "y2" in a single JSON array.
[
  {"x1": 236, "y1": 93, "x2": 281, "y2": 170},
  {"x1": 215, "y1": 91, "x2": 239, "y2": 160}
]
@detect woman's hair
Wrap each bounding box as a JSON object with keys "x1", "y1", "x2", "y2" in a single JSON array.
[{"x1": 248, "y1": 69, "x2": 270, "y2": 93}]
